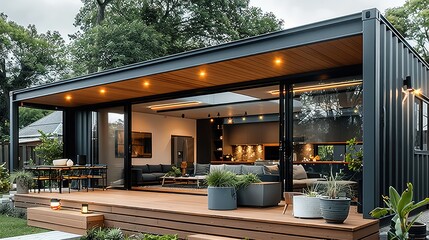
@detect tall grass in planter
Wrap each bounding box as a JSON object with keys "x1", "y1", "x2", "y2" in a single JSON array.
[{"x1": 205, "y1": 170, "x2": 238, "y2": 210}]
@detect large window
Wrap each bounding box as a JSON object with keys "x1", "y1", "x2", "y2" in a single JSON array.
[{"x1": 415, "y1": 97, "x2": 428, "y2": 151}]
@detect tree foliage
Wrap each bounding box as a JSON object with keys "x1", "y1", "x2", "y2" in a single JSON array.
[
  {"x1": 19, "y1": 108, "x2": 53, "y2": 129},
  {"x1": 34, "y1": 130, "x2": 63, "y2": 165},
  {"x1": 385, "y1": 0, "x2": 429, "y2": 61},
  {"x1": 70, "y1": 0, "x2": 284, "y2": 75},
  {"x1": 0, "y1": 14, "x2": 69, "y2": 140}
]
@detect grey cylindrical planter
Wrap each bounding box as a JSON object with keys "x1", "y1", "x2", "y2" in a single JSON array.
[
  {"x1": 237, "y1": 182, "x2": 281, "y2": 207},
  {"x1": 320, "y1": 197, "x2": 350, "y2": 223},
  {"x1": 208, "y1": 186, "x2": 237, "y2": 210}
]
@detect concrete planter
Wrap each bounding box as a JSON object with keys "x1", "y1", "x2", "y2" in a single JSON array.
[
  {"x1": 16, "y1": 180, "x2": 29, "y2": 194},
  {"x1": 208, "y1": 186, "x2": 237, "y2": 210},
  {"x1": 237, "y1": 182, "x2": 281, "y2": 207},
  {"x1": 293, "y1": 195, "x2": 322, "y2": 218},
  {"x1": 320, "y1": 197, "x2": 351, "y2": 223}
]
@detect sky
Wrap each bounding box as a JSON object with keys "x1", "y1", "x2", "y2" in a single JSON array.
[{"x1": 0, "y1": 0, "x2": 407, "y2": 41}]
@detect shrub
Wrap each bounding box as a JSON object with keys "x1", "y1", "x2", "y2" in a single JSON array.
[
  {"x1": 34, "y1": 130, "x2": 63, "y2": 165},
  {"x1": 0, "y1": 204, "x2": 27, "y2": 219},
  {"x1": 236, "y1": 173, "x2": 261, "y2": 190},
  {"x1": 0, "y1": 163, "x2": 10, "y2": 193},
  {"x1": 205, "y1": 170, "x2": 237, "y2": 188}
]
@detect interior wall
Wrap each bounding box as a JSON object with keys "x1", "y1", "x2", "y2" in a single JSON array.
[{"x1": 131, "y1": 112, "x2": 196, "y2": 165}]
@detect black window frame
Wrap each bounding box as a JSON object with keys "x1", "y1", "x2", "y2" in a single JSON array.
[{"x1": 414, "y1": 96, "x2": 429, "y2": 151}]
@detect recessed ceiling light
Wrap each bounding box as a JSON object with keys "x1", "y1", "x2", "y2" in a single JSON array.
[
  {"x1": 259, "y1": 115, "x2": 263, "y2": 120},
  {"x1": 65, "y1": 95, "x2": 72, "y2": 101},
  {"x1": 199, "y1": 70, "x2": 206, "y2": 77},
  {"x1": 227, "y1": 118, "x2": 233, "y2": 124},
  {"x1": 143, "y1": 81, "x2": 150, "y2": 87},
  {"x1": 274, "y1": 58, "x2": 282, "y2": 65},
  {"x1": 99, "y1": 89, "x2": 106, "y2": 94}
]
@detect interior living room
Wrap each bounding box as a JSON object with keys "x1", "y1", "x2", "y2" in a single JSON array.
[{"x1": 93, "y1": 75, "x2": 363, "y2": 191}]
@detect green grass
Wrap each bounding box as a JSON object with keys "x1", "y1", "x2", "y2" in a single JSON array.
[{"x1": 0, "y1": 214, "x2": 49, "y2": 238}]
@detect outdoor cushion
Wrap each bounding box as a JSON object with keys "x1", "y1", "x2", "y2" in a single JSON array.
[
  {"x1": 148, "y1": 164, "x2": 162, "y2": 173},
  {"x1": 141, "y1": 174, "x2": 157, "y2": 182},
  {"x1": 242, "y1": 165, "x2": 264, "y2": 175},
  {"x1": 133, "y1": 165, "x2": 150, "y2": 173},
  {"x1": 161, "y1": 164, "x2": 173, "y2": 173},
  {"x1": 293, "y1": 165, "x2": 307, "y2": 180},
  {"x1": 225, "y1": 165, "x2": 242, "y2": 175},
  {"x1": 263, "y1": 165, "x2": 279, "y2": 175},
  {"x1": 195, "y1": 163, "x2": 210, "y2": 175},
  {"x1": 210, "y1": 164, "x2": 225, "y2": 172},
  {"x1": 152, "y1": 172, "x2": 166, "y2": 179}
]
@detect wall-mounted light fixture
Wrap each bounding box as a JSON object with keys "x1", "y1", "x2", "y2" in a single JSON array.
[{"x1": 403, "y1": 76, "x2": 414, "y2": 92}]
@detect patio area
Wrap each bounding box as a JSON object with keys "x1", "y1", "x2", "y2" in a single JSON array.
[{"x1": 15, "y1": 190, "x2": 379, "y2": 239}]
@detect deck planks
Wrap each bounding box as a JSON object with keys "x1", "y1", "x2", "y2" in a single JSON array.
[{"x1": 15, "y1": 190, "x2": 378, "y2": 240}]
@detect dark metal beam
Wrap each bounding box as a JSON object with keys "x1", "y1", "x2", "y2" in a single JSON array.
[
  {"x1": 9, "y1": 98, "x2": 19, "y2": 171},
  {"x1": 124, "y1": 103, "x2": 132, "y2": 190},
  {"x1": 285, "y1": 84, "x2": 294, "y2": 192}
]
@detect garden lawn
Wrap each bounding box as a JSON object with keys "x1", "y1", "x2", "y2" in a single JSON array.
[{"x1": 0, "y1": 215, "x2": 49, "y2": 238}]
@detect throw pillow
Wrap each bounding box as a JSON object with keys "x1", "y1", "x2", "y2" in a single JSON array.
[
  {"x1": 263, "y1": 164, "x2": 279, "y2": 175},
  {"x1": 210, "y1": 164, "x2": 225, "y2": 172},
  {"x1": 293, "y1": 165, "x2": 307, "y2": 180}
]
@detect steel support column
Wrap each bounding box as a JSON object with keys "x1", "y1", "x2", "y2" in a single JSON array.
[
  {"x1": 279, "y1": 82, "x2": 293, "y2": 193},
  {"x1": 124, "y1": 103, "x2": 132, "y2": 190},
  {"x1": 9, "y1": 96, "x2": 19, "y2": 171}
]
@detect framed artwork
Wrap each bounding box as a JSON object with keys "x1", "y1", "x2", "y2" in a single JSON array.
[{"x1": 115, "y1": 130, "x2": 152, "y2": 158}]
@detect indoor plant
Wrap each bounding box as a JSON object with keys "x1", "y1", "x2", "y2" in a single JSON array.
[
  {"x1": 10, "y1": 170, "x2": 33, "y2": 194},
  {"x1": 319, "y1": 171, "x2": 352, "y2": 223},
  {"x1": 205, "y1": 170, "x2": 238, "y2": 210},
  {"x1": 345, "y1": 137, "x2": 363, "y2": 213},
  {"x1": 164, "y1": 166, "x2": 181, "y2": 177},
  {"x1": 293, "y1": 183, "x2": 322, "y2": 218},
  {"x1": 370, "y1": 183, "x2": 429, "y2": 240}
]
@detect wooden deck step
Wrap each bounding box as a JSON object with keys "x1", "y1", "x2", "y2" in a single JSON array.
[
  {"x1": 188, "y1": 234, "x2": 241, "y2": 240},
  {"x1": 27, "y1": 207, "x2": 104, "y2": 235}
]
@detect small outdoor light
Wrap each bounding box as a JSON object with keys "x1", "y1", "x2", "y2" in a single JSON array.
[
  {"x1": 403, "y1": 76, "x2": 414, "y2": 92},
  {"x1": 50, "y1": 198, "x2": 61, "y2": 210},
  {"x1": 81, "y1": 204, "x2": 89, "y2": 214}
]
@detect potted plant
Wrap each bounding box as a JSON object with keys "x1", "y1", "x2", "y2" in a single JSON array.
[
  {"x1": 165, "y1": 166, "x2": 182, "y2": 177},
  {"x1": 293, "y1": 183, "x2": 322, "y2": 218},
  {"x1": 236, "y1": 173, "x2": 280, "y2": 207},
  {"x1": 370, "y1": 183, "x2": 429, "y2": 240},
  {"x1": 319, "y1": 171, "x2": 352, "y2": 223},
  {"x1": 10, "y1": 170, "x2": 33, "y2": 194},
  {"x1": 205, "y1": 170, "x2": 237, "y2": 210}
]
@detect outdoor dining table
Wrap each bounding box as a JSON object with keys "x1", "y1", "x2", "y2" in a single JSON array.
[{"x1": 24, "y1": 164, "x2": 107, "y2": 193}]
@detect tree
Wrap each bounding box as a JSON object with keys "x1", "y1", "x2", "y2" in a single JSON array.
[
  {"x1": 70, "y1": 0, "x2": 284, "y2": 75},
  {"x1": 0, "y1": 14, "x2": 69, "y2": 141},
  {"x1": 385, "y1": 0, "x2": 429, "y2": 61},
  {"x1": 34, "y1": 130, "x2": 63, "y2": 165},
  {"x1": 19, "y1": 108, "x2": 53, "y2": 129}
]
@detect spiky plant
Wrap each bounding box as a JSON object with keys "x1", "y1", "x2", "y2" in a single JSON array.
[
  {"x1": 205, "y1": 170, "x2": 237, "y2": 188},
  {"x1": 236, "y1": 173, "x2": 261, "y2": 190}
]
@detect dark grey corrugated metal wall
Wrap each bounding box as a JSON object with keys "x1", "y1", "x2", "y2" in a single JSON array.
[
  {"x1": 363, "y1": 9, "x2": 429, "y2": 216},
  {"x1": 378, "y1": 21, "x2": 429, "y2": 201}
]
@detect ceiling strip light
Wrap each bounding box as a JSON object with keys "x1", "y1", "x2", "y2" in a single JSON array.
[
  {"x1": 148, "y1": 101, "x2": 201, "y2": 110},
  {"x1": 267, "y1": 80, "x2": 363, "y2": 95}
]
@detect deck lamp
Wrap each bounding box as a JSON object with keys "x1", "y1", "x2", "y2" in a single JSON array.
[
  {"x1": 50, "y1": 199, "x2": 61, "y2": 210},
  {"x1": 81, "y1": 204, "x2": 89, "y2": 214},
  {"x1": 403, "y1": 76, "x2": 414, "y2": 92}
]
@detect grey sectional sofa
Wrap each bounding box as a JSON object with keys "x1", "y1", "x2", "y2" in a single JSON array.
[{"x1": 131, "y1": 164, "x2": 173, "y2": 186}]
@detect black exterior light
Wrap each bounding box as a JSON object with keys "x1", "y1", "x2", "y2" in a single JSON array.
[{"x1": 403, "y1": 76, "x2": 413, "y2": 92}]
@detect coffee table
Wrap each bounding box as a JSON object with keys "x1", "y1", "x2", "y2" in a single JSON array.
[{"x1": 161, "y1": 176, "x2": 206, "y2": 188}]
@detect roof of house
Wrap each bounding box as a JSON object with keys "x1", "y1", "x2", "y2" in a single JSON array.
[{"x1": 19, "y1": 111, "x2": 62, "y2": 143}]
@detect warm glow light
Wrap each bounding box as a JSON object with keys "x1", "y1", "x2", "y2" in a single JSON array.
[
  {"x1": 242, "y1": 117, "x2": 246, "y2": 121},
  {"x1": 148, "y1": 101, "x2": 201, "y2": 110},
  {"x1": 50, "y1": 199, "x2": 61, "y2": 210},
  {"x1": 81, "y1": 204, "x2": 89, "y2": 214},
  {"x1": 267, "y1": 80, "x2": 363, "y2": 95},
  {"x1": 227, "y1": 118, "x2": 233, "y2": 124},
  {"x1": 259, "y1": 115, "x2": 263, "y2": 120},
  {"x1": 413, "y1": 89, "x2": 422, "y2": 95},
  {"x1": 274, "y1": 58, "x2": 282, "y2": 65},
  {"x1": 99, "y1": 89, "x2": 106, "y2": 94},
  {"x1": 143, "y1": 81, "x2": 150, "y2": 87},
  {"x1": 210, "y1": 118, "x2": 214, "y2": 123},
  {"x1": 199, "y1": 70, "x2": 206, "y2": 77},
  {"x1": 65, "y1": 95, "x2": 72, "y2": 101}
]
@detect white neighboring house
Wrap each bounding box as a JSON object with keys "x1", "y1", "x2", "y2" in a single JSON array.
[{"x1": 19, "y1": 111, "x2": 63, "y2": 165}]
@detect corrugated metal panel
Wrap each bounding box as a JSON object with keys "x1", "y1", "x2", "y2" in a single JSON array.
[{"x1": 376, "y1": 15, "x2": 429, "y2": 203}]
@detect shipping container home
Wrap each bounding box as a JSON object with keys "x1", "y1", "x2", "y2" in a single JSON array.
[{"x1": 9, "y1": 8, "x2": 429, "y2": 217}]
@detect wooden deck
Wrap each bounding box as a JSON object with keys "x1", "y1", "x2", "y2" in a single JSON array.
[{"x1": 15, "y1": 190, "x2": 379, "y2": 240}]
